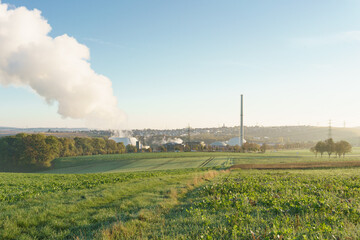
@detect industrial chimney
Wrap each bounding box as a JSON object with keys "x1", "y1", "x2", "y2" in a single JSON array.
[{"x1": 240, "y1": 94, "x2": 244, "y2": 146}]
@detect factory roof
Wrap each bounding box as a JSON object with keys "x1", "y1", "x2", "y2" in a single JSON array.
[
  {"x1": 210, "y1": 141, "x2": 227, "y2": 147},
  {"x1": 227, "y1": 137, "x2": 246, "y2": 146}
]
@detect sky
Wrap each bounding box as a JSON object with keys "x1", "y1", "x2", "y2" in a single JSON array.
[{"x1": 1, "y1": 0, "x2": 360, "y2": 129}]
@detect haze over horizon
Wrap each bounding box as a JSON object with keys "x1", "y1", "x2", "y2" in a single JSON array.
[{"x1": 1, "y1": 1, "x2": 360, "y2": 129}]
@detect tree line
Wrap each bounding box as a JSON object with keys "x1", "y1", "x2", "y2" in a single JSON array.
[
  {"x1": 310, "y1": 138, "x2": 352, "y2": 158},
  {"x1": 0, "y1": 134, "x2": 127, "y2": 172},
  {"x1": 158, "y1": 143, "x2": 265, "y2": 153}
]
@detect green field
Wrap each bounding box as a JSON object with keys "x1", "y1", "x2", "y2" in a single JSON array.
[
  {"x1": 2, "y1": 149, "x2": 360, "y2": 239},
  {"x1": 0, "y1": 169, "x2": 214, "y2": 239},
  {"x1": 40, "y1": 152, "x2": 236, "y2": 174},
  {"x1": 40, "y1": 148, "x2": 360, "y2": 174},
  {"x1": 232, "y1": 148, "x2": 360, "y2": 165},
  {"x1": 158, "y1": 168, "x2": 360, "y2": 239}
]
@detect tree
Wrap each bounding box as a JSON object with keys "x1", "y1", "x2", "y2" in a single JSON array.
[
  {"x1": 315, "y1": 141, "x2": 326, "y2": 157},
  {"x1": 117, "y1": 142, "x2": 126, "y2": 153},
  {"x1": 92, "y1": 138, "x2": 106, "y2": 154},
  {"x1": 310, "y1": 146, "x2": 317, "y2": 157},
  {"x1": 324, "y1": 138, "x2": 335, "y2": 158},
  {"x1": 0, "y1": 134, "x2": 129, "y2": 172},
  {"x1": 233, "y1": 145, "x2": 241, "y2": 152},
  {"x1": 59, "y1": 138, "x2": 76, "y2": 157},
  {"x1": 335, "y1": 140, "x2": 352, "y2": 158},
  {"x1": 126, "y1": 144, "x2": 137, "y2": 153},
  {"x1": 341, "y1": 141, "x2": 352, "y2": 157},
  {"x1": 105, "y1": 139, "x2": 118, "y2": 154},
  {"x1": 158, "y1": 145, "x2": 167, "y2": 152},
  {"x1": 260, "y1": 143, "x2": 267, "y2": 153},
  {"x1": 242, "y1": 142, "x2": 260, "y2": 152},
  {"x1": 45, "y1": 136, "x2": 61, "y2": 160},
  {"x1": 74, "y1": 137, "x2": 94, "y2": 155}
]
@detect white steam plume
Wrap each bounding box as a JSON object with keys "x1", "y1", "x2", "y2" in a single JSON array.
[{"x1": 0, "y1": 3, "x2": 126, "y2": 129}]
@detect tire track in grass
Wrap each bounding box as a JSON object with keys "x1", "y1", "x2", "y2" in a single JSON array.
[
  {"x1": 149, "y1": 158, "x2": 177, "y2": 170},
  {"x1": 199, "y1": 157, "x2": 214, "y2": 168}
]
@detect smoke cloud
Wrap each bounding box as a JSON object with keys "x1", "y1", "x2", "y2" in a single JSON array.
[
  {"x1": 161, "y1": 137, "x2": 183, "y2": 144},
  {"x1": 0, "y1": 2, "x2": 126, "y2": 129}
]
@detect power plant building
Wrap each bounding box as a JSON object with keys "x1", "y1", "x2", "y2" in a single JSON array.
[
  {"x1": 210, "y1": 141, "x2": 227, "y2": 147},
  {"x1": 227, "y1": 137, "x2": 246, "y2": 146}
]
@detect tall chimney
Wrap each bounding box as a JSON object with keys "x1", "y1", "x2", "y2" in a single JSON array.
[{"x1": 240, "y1": 94, "x2": 244, "y2": 146}]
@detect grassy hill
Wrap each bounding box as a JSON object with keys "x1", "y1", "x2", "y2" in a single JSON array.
[
  {"x1": 3, "y1": 125, "x2": 360, "y2": 145},
  {"x1": 2, "y1": 150, "x2": 360, "y2": 239}
]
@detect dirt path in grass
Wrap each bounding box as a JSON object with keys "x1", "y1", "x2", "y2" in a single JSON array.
[{"x1": 98, "y1": 170, "x2": 226, "y2": 240}]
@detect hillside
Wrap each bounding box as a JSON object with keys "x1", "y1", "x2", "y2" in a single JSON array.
[
  {"x1": 135, "y1": 126, "x2": 360, "y2": 146},
  {"x1": 2, "y1": 126, "x2": 360, "y2": 146}
]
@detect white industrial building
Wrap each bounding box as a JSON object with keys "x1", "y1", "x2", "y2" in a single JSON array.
[
  {"x1": 210, "y1": 141, "x2": 227, "y2": 147},
  {"x1": 227, "y1": 137, "x2": 246, "y2": 146}
]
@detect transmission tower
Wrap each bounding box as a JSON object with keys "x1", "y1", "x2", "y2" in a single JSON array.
[
  {"x1": 328, "y1": 120, "x2": 332, "y2": 139},
  {"x1": 187, "y1": 124, "x2": 191, "y2": 142},
  {"x1": 239, "y1": 94, "x2": 244, "y2": 146}
]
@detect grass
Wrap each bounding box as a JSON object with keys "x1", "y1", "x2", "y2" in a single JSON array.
[
  {"x1": 231, "y1": 160, "x2": 360, "y2": 169},
  {"x1": 231, "y1": 147, "x2": 360, "y2": 165},
  {"x1": 3, "y1": 149, "x2": 360, "y2": 239},
  {"x1": 40, "y1": 148, "x2": 360, "y2": 174},
  {"x1": 0, "y1": 168, "x2": 215, "y2": 239},
  {"x1": 41, "y1": 152, "x2": 238, "y2": 174},
  {"x1": 124, "y1": 168, "x2": 360, "y2": 239}
]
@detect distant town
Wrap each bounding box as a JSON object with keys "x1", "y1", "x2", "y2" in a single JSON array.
[{"x1": 2, "y1": 125, "x2": 360, "y2": 150}]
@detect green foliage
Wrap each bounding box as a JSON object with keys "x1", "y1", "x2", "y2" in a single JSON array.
[
  {"x1": 312, "y1": 139, "x2": 352, "y2": 158},
  {"x1": 126, "y1": 144, "x2": 137, "y2": 153},
  {"x1": 0, "y1": 169, "x2": 206, "y2": 239},
  {"x1": 315, "y1": 141, "x2": 327, "y2": 157},
  {"x1": 260, "y1": 143, "x2": 267, "y2": 153},
  {"x1": 179, "y1": 170, "x2": 360, "y2": 239},
  {"x1": 324, "y1": 138, "x2": 335, "y2": 157},
  {"x1": 335, "y1": 140, "x2": 352, "y2": 158},
  {"x1": 0, "y1": 170, "x2": 198, "y2": 204},
  {"x1": 242, "y1": 142, "x2": 261, "y2": 152},
  {"x1": 0, "y1": 134, "x2": 60, "y2": 170},
  {"x1": 158, "y1": 145, "x2": 167, "y2": 152},
  {"x1": 0, "y1": 134, "x2": 126, "y2": 172}
]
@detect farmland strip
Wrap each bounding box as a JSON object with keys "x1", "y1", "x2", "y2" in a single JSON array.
[{"x1": 230, "y1": 160, "x2": 360, "y2": 170}]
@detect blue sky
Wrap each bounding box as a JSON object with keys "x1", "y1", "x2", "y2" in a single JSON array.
[{"x1": 1, "y1": 0, "x2": 360, "y2": 129}]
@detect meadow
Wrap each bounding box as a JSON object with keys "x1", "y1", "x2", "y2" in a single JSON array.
[
  {"x1": 41, "y1": 148, "x2": 360, "y2": 174},
  {"x1": 0, "y1": 168, "x2": 214, "y2": 239},
  {"x1": 40, "y1": 152, "x2": 235, "y2": 174},
  {"x1": 1, "y1": 149, "x2": 360, "y2": 239},
  {"x1": 150, "y1": 168, "x2": 360, "y2": 239}
]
